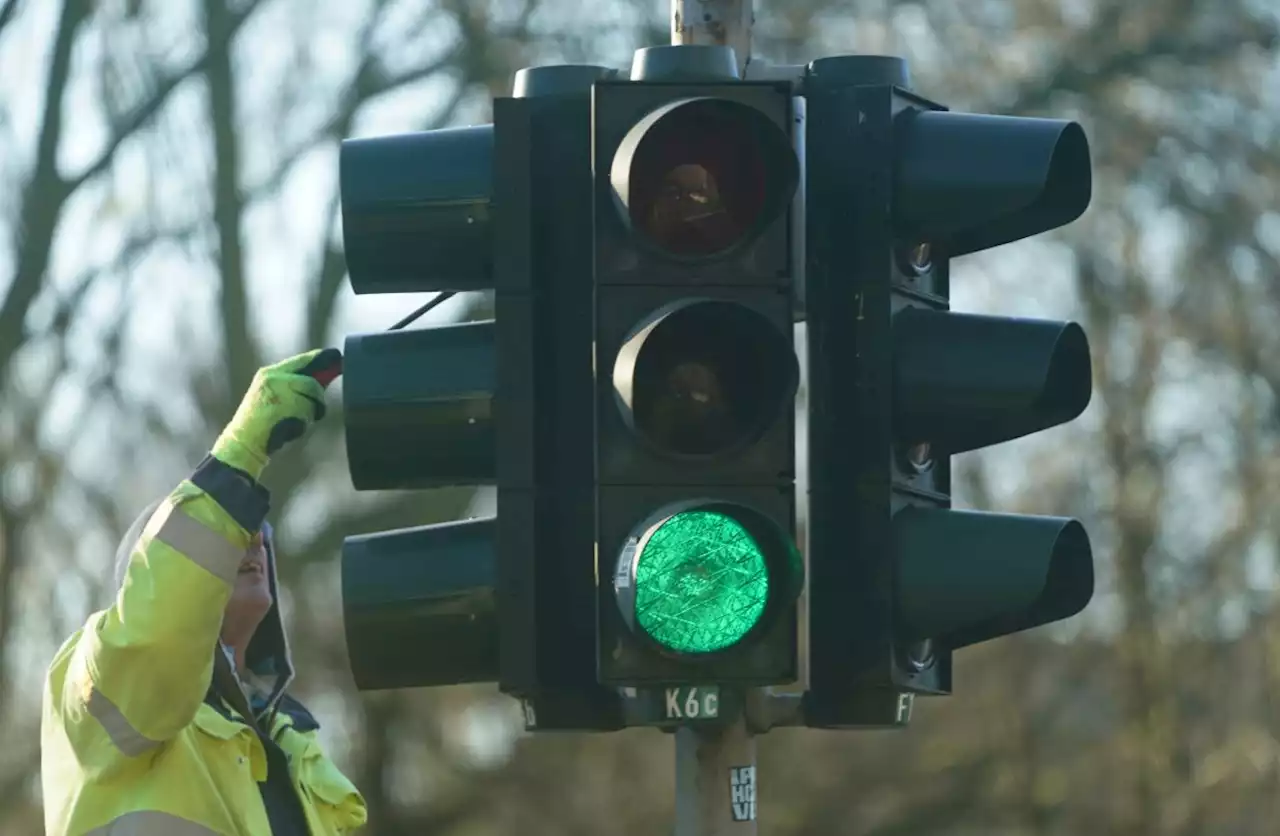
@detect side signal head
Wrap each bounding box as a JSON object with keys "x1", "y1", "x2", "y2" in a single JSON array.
[{"x1": 610, "y1": 97, "x2": 799, "y2": 260}]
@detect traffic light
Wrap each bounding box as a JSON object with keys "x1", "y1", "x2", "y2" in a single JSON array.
[
  {"x1": 338, "y1": 124, "x2": 500, "y2": 693},
  {"x1": 592, "y1": 48, "x2": 805, "y2": 687},
  {"x1": 801, "y1": 56, "x2": 1096, "y2": 727},
  {"x1": 335, "y1": 47, "x2": 1097, "y2": 734},
  {"x1": 338, "y1": 64, "x2": 627, "y2": 730}
]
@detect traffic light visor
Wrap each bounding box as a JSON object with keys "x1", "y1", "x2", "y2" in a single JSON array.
[
  {"x1": 344, "y1": 322, "x2": 496, "y2": 491},
  {"x1": 610, "y1": 97, "x2": 798, "y2": 259},
  {"x1": 340, "y1": 126, "x2": 493, "y2": 293},
  {"x1": 893, "y1": 308, "x2": 1092, "y2": 455},
  {"x1": 894, "y1": 508, "x2": 1095, "y2": 650},
  {"x1": 342, "y1": 517, "x2": 498, "y2": 690},
  {"x1": 613, "y1": 299, "x2": 799, "y2": 458},
  {"x1": 894, "y1": 111, "x2": 1092, "y2": 256},
  {"x1": 613, "y1": 501, "x2": 803, "y2": 656}
]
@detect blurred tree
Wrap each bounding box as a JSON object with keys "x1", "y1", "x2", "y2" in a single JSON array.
[
  {"x1": 1, "y1": 0, "x2": 1278, "y2": 834},
  {"x1": 0, "y1": 0, "x2": 570, "y2": 830}
]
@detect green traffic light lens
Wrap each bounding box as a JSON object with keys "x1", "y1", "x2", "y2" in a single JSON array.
[{"x1": 632, "y1": 509, "x2": 771, "y2": 654}]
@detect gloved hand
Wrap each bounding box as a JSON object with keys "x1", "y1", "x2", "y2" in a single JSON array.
[{"x1": 211, "y1": 348, "x2": 343, "y2": 480}]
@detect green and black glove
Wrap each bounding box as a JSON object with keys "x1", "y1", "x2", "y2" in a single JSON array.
[{"x1": 211, "y1": 348, "x2": 343, "y2": 480}]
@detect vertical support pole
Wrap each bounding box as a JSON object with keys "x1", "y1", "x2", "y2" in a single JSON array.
[
  {"x1": 674, "y1": 714, "x2": 758, "y2": 836},
  {"x1": 671, "y1": 0, "x2": 754, "y2": 75},
  {"x1": 669, "y1": 6, "x2": 759, "y2": 834}
]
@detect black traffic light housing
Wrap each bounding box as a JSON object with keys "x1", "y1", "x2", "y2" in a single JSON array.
[
  {"x1": 802, "y1": 57, "x2": 1095, "y2": 728},
  {"x1": 340, "y1": 125, "x2": 494, "y2": 295},
  {"x1": 337, "y1": 64, "x2": 628, "y2": 731},
  {"x1": 591, "y1": 68, "x2": 805, "y2": 688},
  {"x1": 343, "y1": 321, "x2": 496, "y2": 491},
  {"x1": 490, "y1": 74, "x2": 623, "y2": 726},
  {"x1": 342, "y1": 517, "x2": 497, "y2": 690},
  {"x1": 338, "y1": 124, "x2": 503, "y2": 694},
  {"x1": 334, "y1": 46, "x2": 1098, "y2": 734}
]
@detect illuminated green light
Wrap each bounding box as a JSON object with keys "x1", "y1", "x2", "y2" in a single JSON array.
[{"x1": 633, "y1": 510, "x2": 770, "y2": 654}]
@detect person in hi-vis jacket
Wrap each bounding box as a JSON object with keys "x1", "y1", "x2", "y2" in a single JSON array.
[{"x1": 41, "y1": 349, "x2": 366, "y2": 836}]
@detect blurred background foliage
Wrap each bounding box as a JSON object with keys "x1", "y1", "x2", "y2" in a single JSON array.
[{"x1": 1, "y1": 0, "x2": 1278, "y2": 833}]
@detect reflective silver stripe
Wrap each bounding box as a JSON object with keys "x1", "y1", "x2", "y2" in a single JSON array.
[
  {"x1": 142, "y1": 501, "x2": 241, "y2": 585},
  {"x1": 84, "y1": 810, "x2": 221, "y2": 835},
  {"x1": 85, "y1": 687, "x2": 161, "y2": 757}
]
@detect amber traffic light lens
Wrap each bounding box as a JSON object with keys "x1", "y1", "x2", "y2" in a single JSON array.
[{"x1": 613, "y1": 300, "x2": 799, "y2": 457}]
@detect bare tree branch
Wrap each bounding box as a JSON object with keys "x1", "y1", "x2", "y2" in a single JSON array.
[
  {"x1": 0, "y1": 0, "x2": 20, "y2": 38},
  {"x1": 65, "y1": 0, "x2": 268, "y2": 194},
  {"x1": 202, "y1": 0, "x2": 260, "y2": 414},
  {"x1": 0, "y1": 0, "x2": 268, "y2": 392},
  {"x1": 1009, "y1": 1, "x2": 1279, "y2": 113},
  {"x1": 0, "y1": 0, "x2": 89, "y2": 382}
]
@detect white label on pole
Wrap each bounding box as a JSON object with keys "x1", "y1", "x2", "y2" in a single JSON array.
[
  {"x1": 663, "y1": 686, "x2": 720, "y2": 720},
  {"x1": 896, "y1": 692, "x2": 915, "y2": 724},
  {"x1": 729, "y1": 766, "x2": 757, "y2": 822}
]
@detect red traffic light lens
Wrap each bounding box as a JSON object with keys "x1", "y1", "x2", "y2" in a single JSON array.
[{"x1": 612, "y1": 98, "x2": 798, "y2": 259}]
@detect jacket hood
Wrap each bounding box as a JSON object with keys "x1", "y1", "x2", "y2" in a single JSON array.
[{"x1": 113, "y1": 499, "x2": 295, "y2": 727}]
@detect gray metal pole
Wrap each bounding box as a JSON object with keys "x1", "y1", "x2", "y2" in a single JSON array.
[
  {"x1": 669, "y1": 4, "x2": 759, "y2": 834},
  {"x1": 674, "y1": 714, "x2": 758, "y2": 836},
  {"x1": 671, "y1": 0, "x2": 754, "y2": 74}
]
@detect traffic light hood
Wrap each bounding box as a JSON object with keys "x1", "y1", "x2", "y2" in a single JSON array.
[
  {"x1": 893, "y1": 307, "x2": 1093, "y2": 455},
  {"x1": 343, "y1": 322, "x2": 496, "y2": 491},
  {"x1": 893, "y1": 110, "x2": 1092, "y2": 257},
  {"x1": 893, "y1": 508, "x2": 1095, "y2": 649},
  {"x1": 341, "y1": 517, "x2": 499, "y2": 690},
  {"x1": 340, "y1": 126, "x2": 494, "y2": 294}
]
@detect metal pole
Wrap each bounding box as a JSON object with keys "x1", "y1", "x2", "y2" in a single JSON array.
[
  {"x1": 671, "y1": 0, "x2": 754, "y2": 75},
  {"x1": 674, "y1": 712, "x2": 758, "y2": 836},
  {"x1": 669, "y1": 5, "x2": 758, "y2": 833}
]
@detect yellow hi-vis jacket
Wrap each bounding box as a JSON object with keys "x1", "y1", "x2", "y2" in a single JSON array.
[{"x1": 41, "y1": 457, "x2": 367, "y2": 835}]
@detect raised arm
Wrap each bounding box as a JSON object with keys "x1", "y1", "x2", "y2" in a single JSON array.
[{"x1": 51, "y1": 348, "x2": 342, "y2": 754}]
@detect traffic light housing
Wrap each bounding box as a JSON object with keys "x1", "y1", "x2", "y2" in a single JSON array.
[
  {"x1": 337, "y1": 64, "x2": 627, "y2": 730},
  {"x1": 591, "y1": 60, "x2": 805, "y2": 687},
  {"x1": 338, "y1": 124, "x2": 502, "y2": 693},
  {"x1": 334, "y1": 46, "x2": 1098, "y2": 733},
  {"x1": 801, "y1": 56, "x2": 1096, "y2": 727}
]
